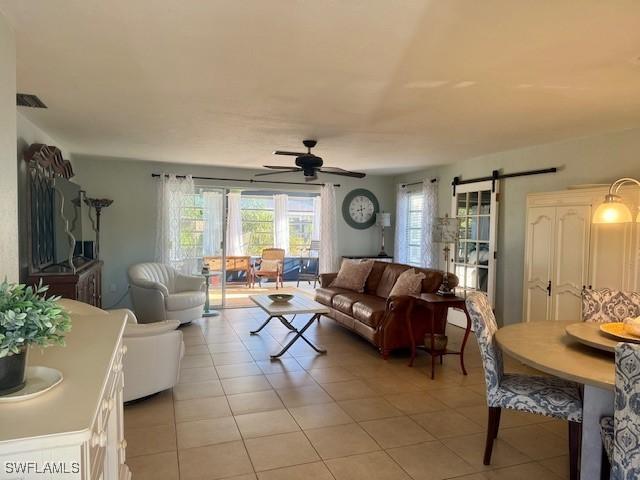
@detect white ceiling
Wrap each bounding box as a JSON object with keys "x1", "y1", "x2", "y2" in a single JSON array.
[{"x1": 3, "y1": 0, "x2": 640, "y2": 174}]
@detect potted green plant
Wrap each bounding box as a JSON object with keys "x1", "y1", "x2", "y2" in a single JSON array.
[{"x1": 0, "y1": 281, "x2": 71, "y2": 395}]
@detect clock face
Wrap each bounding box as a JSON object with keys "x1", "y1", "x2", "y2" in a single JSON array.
[
  {"x1": 342, "y1": 189, "x2": 380, "y2": 229},
  {"x1": 349, "y1": 195, "x2": 375, "y2": 224}
]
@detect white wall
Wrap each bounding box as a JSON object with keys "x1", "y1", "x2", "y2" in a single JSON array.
[
  {"x1": 0, "y1": 12, "x2": 18, "y2": 282},
  {"x1": 394, "y1": 127, "x2": 640, "y2": 326},
  {"x1": 73, "y1": 155, "x2": 394, "y2": 307}
]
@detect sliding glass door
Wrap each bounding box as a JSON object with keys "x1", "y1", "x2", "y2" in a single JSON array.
[{"x1": 199, "y1": 187, "x2": 225, "y2": 310}]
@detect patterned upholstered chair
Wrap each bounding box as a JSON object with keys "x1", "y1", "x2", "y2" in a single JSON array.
[
  {"x1": 466, "y1": 292, "x2": 583, "y2": 480},
  {"x1": 600, "y1": 343, "x2": 640, "y2": 480},
  {"x1": 582, "y1": 288, "x2": 640, "y2": 323}
]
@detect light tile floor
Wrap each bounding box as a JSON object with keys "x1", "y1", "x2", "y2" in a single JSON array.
[{"x1": 124, "y1": 307, "x2": 570, "y2": 480}]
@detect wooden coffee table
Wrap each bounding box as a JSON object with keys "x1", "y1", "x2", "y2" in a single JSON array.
[{"x1": 249, "y1": 294, "x2": 329, "y2": 358}]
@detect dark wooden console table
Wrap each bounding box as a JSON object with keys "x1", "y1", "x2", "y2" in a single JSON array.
[{"x1": 406, "y1": 293, "x2": 472, "y2": 379}]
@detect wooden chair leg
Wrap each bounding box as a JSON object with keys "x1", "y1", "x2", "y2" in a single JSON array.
[
  {"x1": 568, "y1": 420, "x2": 581, "y2": 480},
  {"x1": 483, "y1": 407, "x2": 502, "y2": 465}
]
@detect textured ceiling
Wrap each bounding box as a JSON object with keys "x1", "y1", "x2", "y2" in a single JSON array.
[{"x1": 3, "y1": 0, "x2": 640, "y2": 173}]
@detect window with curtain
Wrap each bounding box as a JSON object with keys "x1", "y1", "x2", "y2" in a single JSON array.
[
  {"x1": 394, "y1": 180, "x2": 438, "y2": 268},
  {"x1": 240, "y1": 195, "x2": 275, "y2": 255},
  {"x1": 288, "y1": 196, "x2": 315, "y2": 256},
  {"x1": 406, "y1": 191, "x2": 424, "y2": 266}
]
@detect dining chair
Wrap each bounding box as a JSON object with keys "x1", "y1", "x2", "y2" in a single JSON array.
[
  {"x1": 251, "y1": 248, "x2": 285, "y2": 289},
  {"x1": 599, "y1": 342, "x2": 640, "y2": 480},
  {"x1": 465, "y1": 292, "x2": 583, "y2": 480},
  {"x1": 581, "y1": 288, "x2": 640, "y2": 323}
]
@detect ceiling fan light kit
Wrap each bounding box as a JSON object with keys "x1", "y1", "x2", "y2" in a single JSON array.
[{"x1": 257, "y1": 139, "x2": 366, "y2": 182}]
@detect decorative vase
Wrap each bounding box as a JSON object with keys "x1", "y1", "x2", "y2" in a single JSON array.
[
  {"x1": 424, "y1": 333, "x2": 448, "y2": 352},
  {"x1": 0, "y1": 348, "x2": 27, "y2": 395}
]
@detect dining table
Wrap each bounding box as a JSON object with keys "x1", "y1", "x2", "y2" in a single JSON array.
[{"x1": 495, "y1": 320, "x2": 616, "y2": 480}]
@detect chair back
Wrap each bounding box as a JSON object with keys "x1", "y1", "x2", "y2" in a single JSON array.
[
  {"x1": 308, "y1": 240, "x2": 320, "y2": 257},
  {"x1": 581, "y1": 288, "x2": 640, "y2": 323},
  {"x1": 261, "y1": 248, "x2": 285, "y2": 262},
  {"x1": 612, "y1": 342, "x2": 640, "y2": 477},
  {"x1": 128, "y1": 262, "x2": 178, "y2": 293},
  {"x1": 465, "y1": 292, "x2": 504, "y2": 399}
]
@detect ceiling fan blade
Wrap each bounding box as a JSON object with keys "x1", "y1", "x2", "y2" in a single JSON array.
[
  {"x1": 254, "y1": 168, "x2": 301, "y2": 177},
  {"x1": 273, "y1": 150, "x2": 305, "y2": 156},
  {"x1": 263, "y1": 165, "x2": 300, "y2": 170},
  {"x1": 318, "y1": 167, "x2": 366, "y2": 178}
]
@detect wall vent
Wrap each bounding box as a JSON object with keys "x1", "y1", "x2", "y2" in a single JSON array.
[{"x1": 16, "y1": 93, "x2": 47, "y2": 108}]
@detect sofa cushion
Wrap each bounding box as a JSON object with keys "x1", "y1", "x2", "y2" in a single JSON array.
[
  {"x1": 330, "y1": 259, "x2": 375, "y2": 293},
  {"x1": 390, "y1": 268, "x2": 426, "y2": 297},
  {"x1": 365, "y1": 262, "x2": 388, "y2": 295},
  {"x1": 376, "y1": 264, "x2": 411, "y2": 298},
  {"x1": 166, "y1": 291, "x2": 206, "y2": 311},
  {"x1": 315, "y1": 287, "x2": 350, "y2": 306},
  {"x1": 352, "y1": 297, "x2": 387, "y2": 329},
  {"x1": 332, "y1": 293, "x2": 370, "y2": 315}
]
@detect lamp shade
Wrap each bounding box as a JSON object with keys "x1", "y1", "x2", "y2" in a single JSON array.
[
  {"x1": 376, "y1": 212, "x2": 391, "y2": 227},
  {"x1": 593, "y1": 194, "x2": 633, "y2": 224}
]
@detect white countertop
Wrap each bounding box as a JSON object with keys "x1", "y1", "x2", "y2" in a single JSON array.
[{"x1": 0, "y1": 309, "x2": 127, "y2": 443}]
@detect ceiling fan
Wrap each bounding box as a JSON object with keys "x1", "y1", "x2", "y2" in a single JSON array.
[{"x1": 255, "y1": 140, "x2": 366, "y2": 182}]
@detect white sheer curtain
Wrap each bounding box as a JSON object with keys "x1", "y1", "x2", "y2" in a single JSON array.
[
  {"x1": 319, "y1": 184, "x2": 338, "y2": 274},
  {"x1": 394, "y1": 184, "x2": 409, "y2": 264},
  {"x1": 203, "y1": 190, "x2": 223, "y2": 256},
  {"x1": 155, "y1": 174, "x2": 198, "y2": 273},
  {"x1": 274, "y1": 194, "x2": 290, "y2": 253},
  {"x1": 226, "y1": 191, "x2": 244, "y2": 256},
  {"x1": 311, "y1": 195, "x2": 321, "y2": 242},
  {"x1": 421, "y1": 180, "x2": 439, "y2": 268}
]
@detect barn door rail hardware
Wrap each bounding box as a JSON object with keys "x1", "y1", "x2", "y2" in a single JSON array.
[{"x1": 452, "y1": 167, "x2": 557, "y2": 196}]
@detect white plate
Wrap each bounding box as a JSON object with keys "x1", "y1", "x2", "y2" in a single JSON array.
[{"x1": 0, "y1": 366, "x2": 63, "y2": 403}]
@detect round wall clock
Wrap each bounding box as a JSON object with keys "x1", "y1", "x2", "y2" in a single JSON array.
[{"x1": 342, "y1": 189, "x2": 380, "y2": 229}]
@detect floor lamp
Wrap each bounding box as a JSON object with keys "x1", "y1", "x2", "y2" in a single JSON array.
[
  {"x1": 376, "y1": 212, "x2": 391, "y2": 256},
  {"x1": 434, "y1": 214, "x2": 459, "y2": 296},
  {"x1": 592, "y1": 177, "x2": 640, "y2": 224}
]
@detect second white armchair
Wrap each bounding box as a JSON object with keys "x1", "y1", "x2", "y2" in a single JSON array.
[{"x1": 128, "y1": 262, "x2": 206, "y2": 324}]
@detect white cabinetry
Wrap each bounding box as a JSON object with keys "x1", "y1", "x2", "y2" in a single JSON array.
[
  {"x1": 523, "y1": 186, "x2": 640, "y2": 322},
  {"x1": 0, "y1": 310, "x2": 129, "y2": 480}
]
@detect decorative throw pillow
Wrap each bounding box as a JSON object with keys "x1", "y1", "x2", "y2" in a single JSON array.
[
  {"x1": 330, "y1": 259, "x2": 375, "y2": 293},
  {"x1": 260, "y1": 259, "x2": 280, "y2": 271},
  {"x1": 389, "y1": 268, "x2": 426, "y2": 297}
]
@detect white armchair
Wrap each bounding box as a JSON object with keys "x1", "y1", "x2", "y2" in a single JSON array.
[
  {"x1": 128, "y1": 262, "x2": 206, "y2": 324},
  {"x1": 57, "y1": 299, "x2": 184, "y2": 403}
]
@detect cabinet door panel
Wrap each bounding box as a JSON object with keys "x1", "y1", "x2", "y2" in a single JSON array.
[
  {"x1": 523, "y1": 207, "x2": 555, "y2": 322},
  {"x1": 551, "y1": 206, "x2": 590, "y2": 321},
  {"x1": 590, "y1": 223, "x2": 631, "y2": 290}
]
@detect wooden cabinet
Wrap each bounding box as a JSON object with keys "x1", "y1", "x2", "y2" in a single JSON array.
[
  {"x1": 27, "y1": 260, "x2": 103, "y2": 308},
  {"x1": 523, "y1": 187, "x2": 640, "y2": 322}
]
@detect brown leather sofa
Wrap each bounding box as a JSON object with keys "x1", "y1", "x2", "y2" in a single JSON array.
[{"x1": 315, "y1": 261, "x2": 458, "y2": 357}]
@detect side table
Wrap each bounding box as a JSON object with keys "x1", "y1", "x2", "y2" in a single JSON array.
[{"x1": 406, "y1": 293, "x2": 471, "y2": 379}]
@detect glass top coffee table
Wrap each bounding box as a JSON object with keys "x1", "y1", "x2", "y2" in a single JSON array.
[{"x1": 249, "y1": 294, "x2": 329, "y2": 358}]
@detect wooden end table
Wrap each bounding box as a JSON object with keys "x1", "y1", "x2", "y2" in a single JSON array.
[{"x1": 406, "y1": 293, "x2": 471, "y2": 379}]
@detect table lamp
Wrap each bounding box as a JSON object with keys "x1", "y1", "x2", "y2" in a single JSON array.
[
  {"x1": 376, "y1": 212, "x2": 391, "y2": 256},
  {"x1": 434, "y1": 214, "x2": 459, "y2": 295}
]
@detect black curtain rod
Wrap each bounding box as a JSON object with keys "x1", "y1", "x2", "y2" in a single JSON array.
[
  {"x1": 401, "y1": 178, "x2": 438, "y2": 188},
  {"x1": 151, "y1": 173, "x2": 340, "y2": 187},
  {"x1": 452, "y1": 167, "x2": 557, "y2": 195}
]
